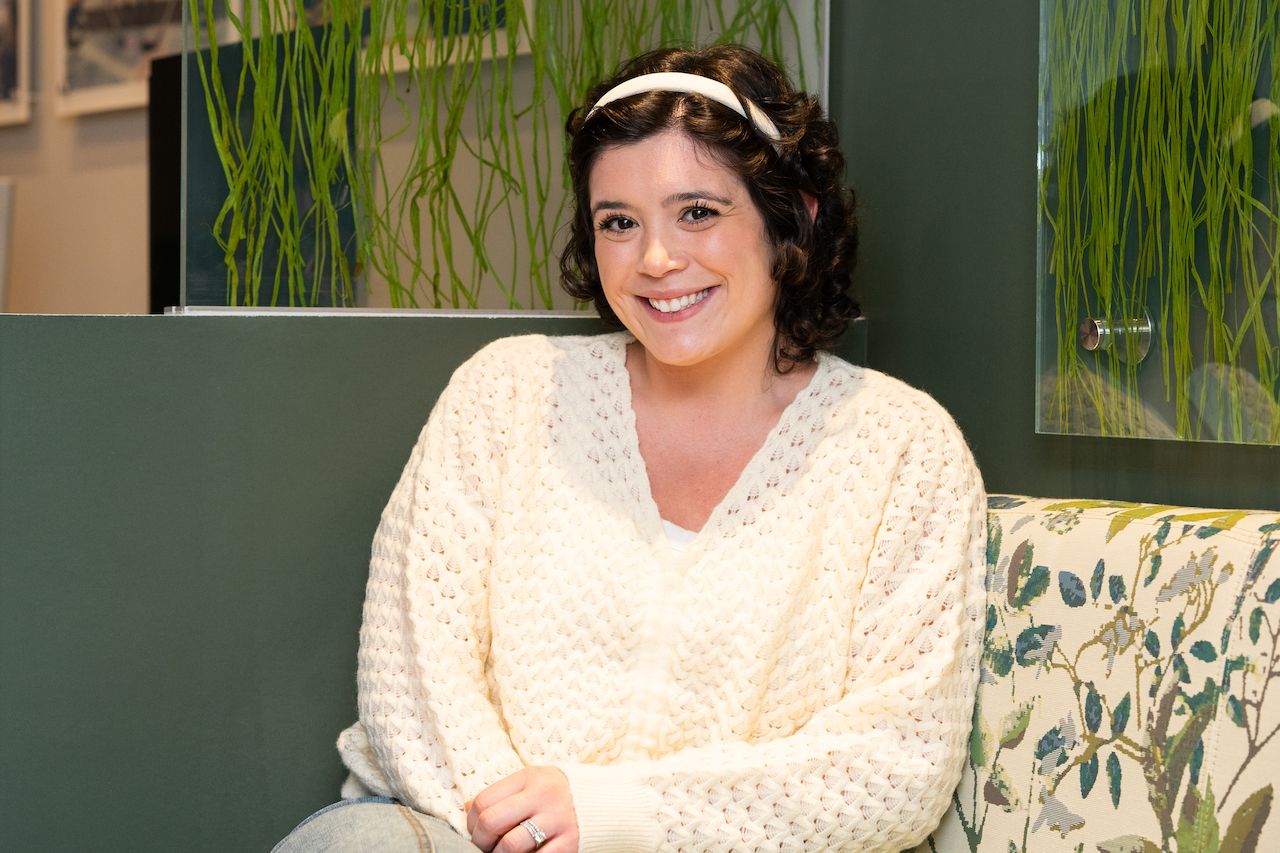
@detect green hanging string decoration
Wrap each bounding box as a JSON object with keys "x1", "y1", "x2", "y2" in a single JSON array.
[
  {"x1": 188, "y1": 0, "x2": 362, "y2": 307},
  {"x1": 186, "y1": 0, "x2": 821, "y2": 310},
  {"x1": 1040, "y1": 0, "x2": 1280, "y2": 444}
]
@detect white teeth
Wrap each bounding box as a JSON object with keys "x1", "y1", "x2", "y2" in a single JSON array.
[{"x1": 647, "y1": 288, "x2": 710, "y2": 314}]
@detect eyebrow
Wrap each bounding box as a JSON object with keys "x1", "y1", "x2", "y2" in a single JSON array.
[{"x1": 590, "y1": 190, "x2": 736, "y2": 218}]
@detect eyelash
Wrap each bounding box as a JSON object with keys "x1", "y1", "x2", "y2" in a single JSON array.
[
  {"x1": 596, "y1": 215, "x2": 635, "y2": 233},
  {"x1": 595, "y1": 203, "x2": 721, "y2": 233},
  {"x1": 682, "y1": 201, "x2": 720, "y2": 223}
]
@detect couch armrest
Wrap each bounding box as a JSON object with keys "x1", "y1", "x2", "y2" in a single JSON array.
[{"x1": 918, "y1": 495, "x2": 1280, "y2": 853}]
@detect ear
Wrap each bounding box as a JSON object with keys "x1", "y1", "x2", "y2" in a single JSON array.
[{"x1": 801, "y1": 191, "x2": 818, "y2": 223}]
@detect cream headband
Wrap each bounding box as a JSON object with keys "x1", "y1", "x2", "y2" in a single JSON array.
[{"x1": 584, "y1": 71, "x2": 782, "y2": 146}]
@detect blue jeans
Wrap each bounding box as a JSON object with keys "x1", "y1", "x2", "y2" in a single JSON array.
[{"x1": 273, "y1": 796, "x2": 482, "y2": 852}]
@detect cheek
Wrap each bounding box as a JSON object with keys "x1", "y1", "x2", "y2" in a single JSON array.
[
  {"x1": 754, "y1": 231, "x2": 780, "y2": 284},
  {"x1": 593, "y1": 243, "x2": 628, "y2": 292},
  {"x1": 720, "y1": 234, "x2": 775, "y2": 285}
]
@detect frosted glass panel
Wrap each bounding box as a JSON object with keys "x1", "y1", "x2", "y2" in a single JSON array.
[
  {"x1": 173, "y1": 1, "x2": 828, "y2": 311},
  {"x1": 1037, "y1": 0, "x2": 1280, "y2": 444}
]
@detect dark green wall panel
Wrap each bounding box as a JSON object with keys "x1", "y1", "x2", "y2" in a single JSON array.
[
  {"x1": 0, "y1": 313, "x2": 863, "y2": 850},
  {"x1": 0, "y1": 315, "x2": 612, "y2": 851},
  {"x1": 831, "y1": 1, "x2": 1279, "y2": 510}
]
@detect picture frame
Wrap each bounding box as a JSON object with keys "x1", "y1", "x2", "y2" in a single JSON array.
[
  {"x1": 0, "y1": 0, "x2": 30, "y2": 126},
  {"x1": 373, "y1": 0, "x2": 533, "y2": 75},
  {"x1": 54, "y1": 0, "x2": 237, "y2": 116}
]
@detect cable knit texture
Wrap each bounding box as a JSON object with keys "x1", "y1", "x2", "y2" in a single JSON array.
[{"x1": 337, "y1": 332, "x2": 987, "y2": 852}]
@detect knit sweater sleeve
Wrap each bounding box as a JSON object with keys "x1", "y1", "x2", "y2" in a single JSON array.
[
  {"x1": 340, "y1": 348, "x2": 524, "y2": 833},
  {"x1": 560, "y1": 406, "x2": 987, "y2": 853}
]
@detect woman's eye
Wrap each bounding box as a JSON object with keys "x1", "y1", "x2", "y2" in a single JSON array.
[
  {"x1": 682, "y1": 204, "x2": 719, "y2": 224},
  {"x1": 598, "y1": 215, "x2": 636, "y2": 234}
]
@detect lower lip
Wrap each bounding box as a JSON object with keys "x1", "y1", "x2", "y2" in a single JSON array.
[{"x1": 641, "y1": 288, "x2": 715, "y2": 322}]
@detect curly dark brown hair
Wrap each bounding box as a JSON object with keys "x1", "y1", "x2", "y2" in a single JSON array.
[{"x1": 560, "y1": 44, "x2": 859, "y2": 369}]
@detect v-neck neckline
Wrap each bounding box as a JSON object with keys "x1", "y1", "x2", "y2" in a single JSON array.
[{"x1": 601, "y1": 333, "x2": 832, "y2": 557}]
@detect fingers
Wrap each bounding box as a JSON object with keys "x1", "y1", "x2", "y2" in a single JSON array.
[
  {"x1": 478, "y1": 810, "x2": 569, "y2": 853},
  {"x1": 468, "y1": 768, "x2": 527, "y2": 840},
  {"x1": 466, "y1": 767, "x2": 579, "y2": 853},
  {"x1": 533, "y1": 839, "x2": 576, "y2": 853},
  {"x1": 468, "y1": 771, "x2": 528, "y2": 832},
  {"x1": 493, "y1": 816, "x2": 554, "y2": 853},
  {"x1": 468, "y1": 790, "x2": 543, "y2": 851}
]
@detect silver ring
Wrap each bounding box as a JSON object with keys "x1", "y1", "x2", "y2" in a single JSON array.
[{"x1": 520, "y1": 818, "x2": 547, "y2": 849}]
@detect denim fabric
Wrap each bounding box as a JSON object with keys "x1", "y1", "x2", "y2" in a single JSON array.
[{"x1": 273, "y1": 796, "x2": 482, "y2": 853}]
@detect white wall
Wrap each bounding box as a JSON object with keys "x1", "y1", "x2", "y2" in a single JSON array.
[{"x1": 0, "y1": 3, "x2": 150, "y2": 314}]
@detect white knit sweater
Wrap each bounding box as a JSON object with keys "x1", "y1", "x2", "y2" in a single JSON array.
[{"x1": 337, "y1": 332, "x2": 987, "y2": 852}]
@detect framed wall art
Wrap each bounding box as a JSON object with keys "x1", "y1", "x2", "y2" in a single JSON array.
[
  {"x1": 1037, "y1": 0, "x2": 1280, "y2": 445},
  {"x1": 0, "y1": 0, "x2": 30, "y2": 125},
  {"x1": 54, "y1": 0, "x2": 235, "y2": 116},
  {"x1": 371, "y1": 0, "x2": 532, "y2": 74}
]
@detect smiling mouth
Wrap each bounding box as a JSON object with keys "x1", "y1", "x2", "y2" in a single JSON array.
[{"x1": 646, "y1": 287, "x2": 713, "y2": 314}]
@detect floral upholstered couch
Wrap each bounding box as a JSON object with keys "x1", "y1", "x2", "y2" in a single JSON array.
[{"x1": 919, "y1": 495, "x2": 1280, "y2": 853}]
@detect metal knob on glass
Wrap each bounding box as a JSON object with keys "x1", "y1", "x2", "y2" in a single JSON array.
[{"x1": 1078, "y1": 313, "x2": 1154, "y2": 365}]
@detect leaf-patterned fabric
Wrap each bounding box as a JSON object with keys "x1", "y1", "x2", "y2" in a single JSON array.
[{"x1": 919, "y1": 495, "x2": 1280, "y2": 853}]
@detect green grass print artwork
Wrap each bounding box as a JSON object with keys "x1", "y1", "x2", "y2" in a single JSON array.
[
  {"x1": 1040, "y1": 0, "x2": 1280, "y2": 445},
  {"x1": 185, "y1": 0, "x2": 820, "y2": 311}
]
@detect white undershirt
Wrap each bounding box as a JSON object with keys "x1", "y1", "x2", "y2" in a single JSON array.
[{"x1": 661, "y1": 519, "x2": 698, "y2": 553}]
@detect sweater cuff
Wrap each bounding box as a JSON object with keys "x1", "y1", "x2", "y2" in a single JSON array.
[{"x1": 561, "y1": 764, "x2": 663, "y2": 853}]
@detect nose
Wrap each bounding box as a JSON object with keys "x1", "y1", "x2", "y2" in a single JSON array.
[{"x1": 638, "y1": 228, "x2": 686, "y2": 277}]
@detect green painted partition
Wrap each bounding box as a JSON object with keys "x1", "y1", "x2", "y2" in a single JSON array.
[{"x1": 0, "y1": 313, "x2": 865, "y2": 851}]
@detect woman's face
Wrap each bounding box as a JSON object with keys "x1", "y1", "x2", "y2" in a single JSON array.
[{"x1": 588, "y1": 129, "x2": 777, "y2": 373}]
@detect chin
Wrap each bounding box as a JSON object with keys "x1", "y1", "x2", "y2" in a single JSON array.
[{"x1": 636, "y1": 340, "x2": 719, "y2": 369}]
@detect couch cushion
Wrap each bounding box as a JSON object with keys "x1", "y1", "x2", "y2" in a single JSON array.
[{"x1": 919, "y1": 495, "x2": 1280, "y2": 853}]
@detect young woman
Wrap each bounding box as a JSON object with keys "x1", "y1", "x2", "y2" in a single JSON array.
[{"x1": 277, "y1": 43, "x2": 986, "y2": 853}]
